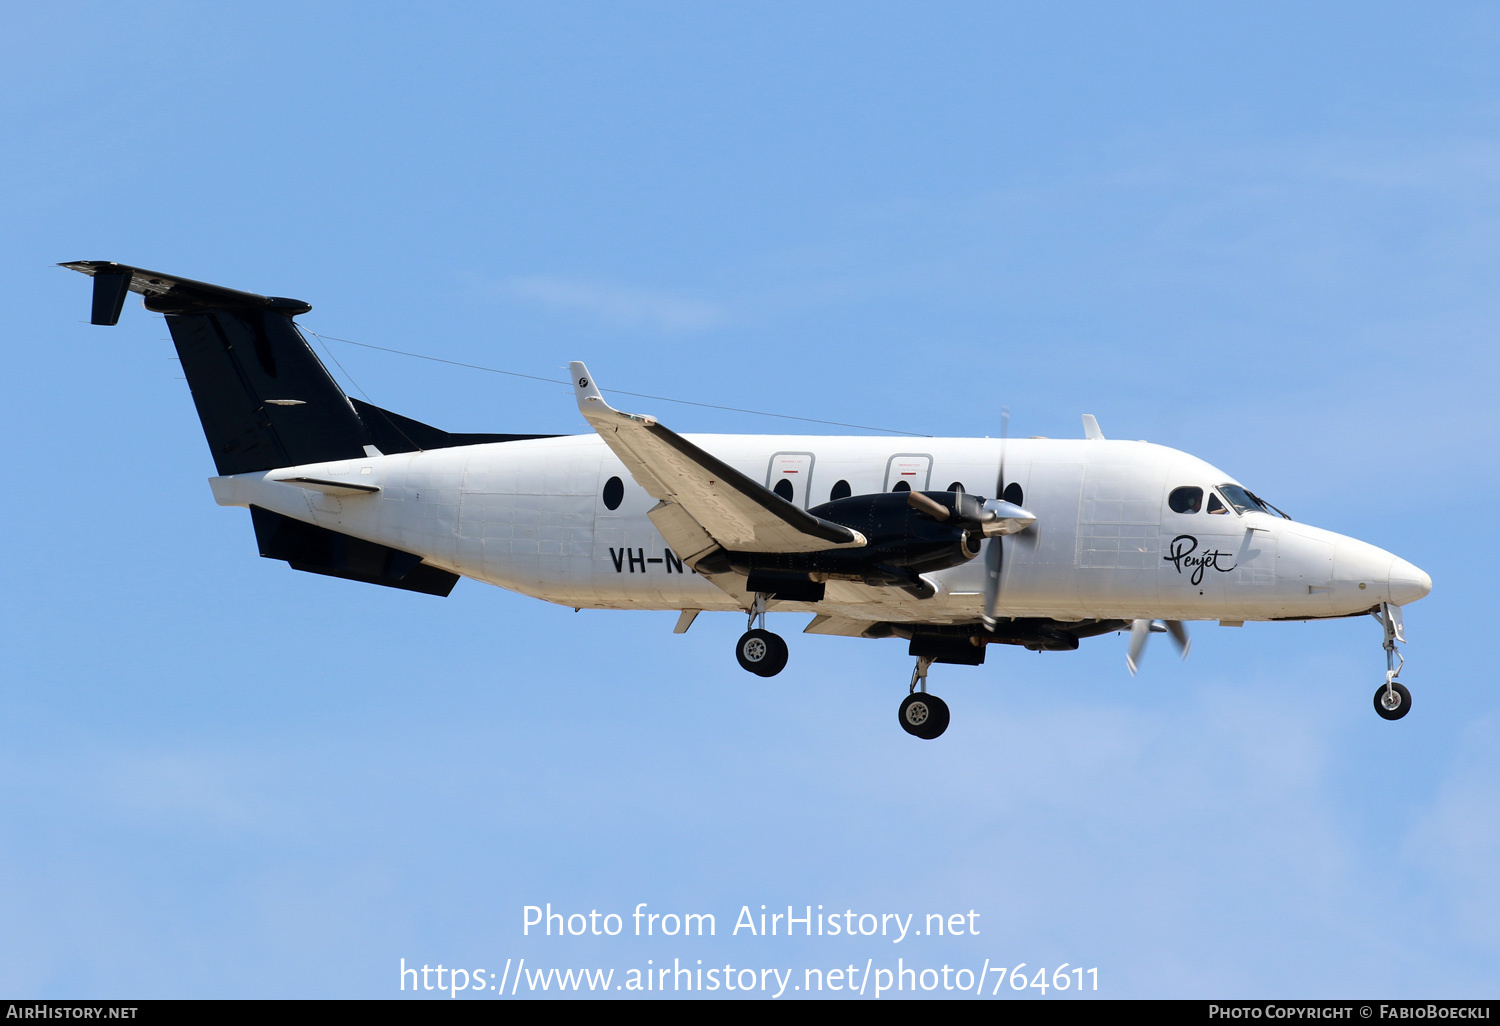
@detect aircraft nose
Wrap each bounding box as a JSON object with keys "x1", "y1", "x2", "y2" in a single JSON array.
[{"x1": 1388, "y1": 557, "x2": 1432, "y2": 606}]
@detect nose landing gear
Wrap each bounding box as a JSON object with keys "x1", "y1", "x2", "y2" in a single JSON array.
[
  {"x1": 1372, "y1": 602, "x2": 1412, "y2": 721},
  {"x1": 899, "y1": 656, "x2": 950, "y2": 739}
]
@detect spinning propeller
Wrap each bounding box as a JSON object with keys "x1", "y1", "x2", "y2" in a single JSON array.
[
  {"x1": 981, "y1": 409, "x2": 1034, "y2": 629},
  {"x1": 1125, "y1": 618, "x2": 1190, "y2": 675},
  {"x1": 901, "y1": 409, "x2": 1034, "y2": 631},
  {"x1": 982, "y1": 411, "x2": 1009, "y2": 629}
]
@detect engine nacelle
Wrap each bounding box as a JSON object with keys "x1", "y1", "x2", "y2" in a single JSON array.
[{"x1": 724, "y1": 491, "x2": 985, "y2": 597}]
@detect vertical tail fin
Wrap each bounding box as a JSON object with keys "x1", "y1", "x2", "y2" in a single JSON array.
[
  {"x1": 63, "y1": 261, "x2": 551, "y2": 475},
  {"x1": 63, "y1": 261, "x2": 371, "y2": 475}
]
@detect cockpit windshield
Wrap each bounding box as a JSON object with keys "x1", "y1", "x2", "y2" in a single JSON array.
[
  {"x1": 1217, "y1": 484, "x2": 1258, "y2": 515},
  {"x1": 1218, "y1": 483, "x2": 1291, "y2": 520}
]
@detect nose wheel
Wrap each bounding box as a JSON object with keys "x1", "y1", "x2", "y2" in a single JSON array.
[
  {"x1": 899, "y1": 656, "x2": 950, "y2": 739},
  {"x1": 1374, "y1": 680, "x2": 1412, "y2": 720}
]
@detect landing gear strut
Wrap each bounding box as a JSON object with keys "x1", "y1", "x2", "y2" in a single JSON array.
[
  {"x1": 898, "y1": 656, "x2": 950, "y2": 739},
  {"x1": 1372, "y1": 602, "x2": 1412, "y2": 721},
  {"x1": 736, "y1": 593, "x2": 788, "y2": 677}
]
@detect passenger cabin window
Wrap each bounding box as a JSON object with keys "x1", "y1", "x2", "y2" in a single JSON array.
[
  {"x1": 1206, "y1": 492, "x2": 1227, "y2": 514},
  {"x1": 892, "y1": 480, "x2": 911, "y2": 492},
  {"x1": 1003, "y1": 482, "x2": 1024, "y2": 507},
  {"x1": 602, "y1": 476, "x2": 625, "y2": 510},
  {"x1": 1168, "y1": 486, "x2": 1203, "y2": 514},
  {"x1": 773, "y1": 479, "x2": 794, "y2": 502},
  {"x1": 829, "y1": 479, "x2": 852, "y2": 501},
  {"x1": 947, "y1": 482, "x2": 965, "y2": 494}
]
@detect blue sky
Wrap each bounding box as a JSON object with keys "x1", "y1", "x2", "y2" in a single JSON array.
[{"x1": 2, "y1": 2, "x2": 1496, "y2": 998}]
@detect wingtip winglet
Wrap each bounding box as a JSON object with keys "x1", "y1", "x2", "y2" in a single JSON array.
[
  {"x1": 569, "y1": 360, "x2": 613, "y2": 413},
  {"x1": 569, "y1": 361, "x2": 656, "y2": 426}
]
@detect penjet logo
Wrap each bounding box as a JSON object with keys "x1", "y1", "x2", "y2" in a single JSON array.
[{"x1": 1163, "y1": 535, "x2": 1237, "y2": 586}]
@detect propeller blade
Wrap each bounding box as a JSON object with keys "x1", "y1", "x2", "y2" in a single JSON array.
[
  {"x1": 906, "y1": 490, "x2": 951, "y2": 521},
  {"x1": 982, "y1": 410, "x2": 1011, "y2": 630},
  {"x1": 1126, "y1": 618, "x2": 1151, "y2": 675},
  {"x1": 981, "y1": 533, "x2": 1003, "y2": 629},
  {"x1": 1165, "y1": 619, "x2": 1191, "y2": 658}
]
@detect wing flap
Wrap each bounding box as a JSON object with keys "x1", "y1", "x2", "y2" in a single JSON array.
[{"x1": 647, "y1": 500, "x2": 719, "y2": 567}]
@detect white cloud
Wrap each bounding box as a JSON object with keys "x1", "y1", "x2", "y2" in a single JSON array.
[{"x1": 502, "y1": 275, "x2": 726, "y2": 332}]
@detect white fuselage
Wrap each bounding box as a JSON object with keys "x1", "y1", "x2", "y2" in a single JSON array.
[{"x1": 208, "y1": 434, "x2": 1428, "y2": 626}]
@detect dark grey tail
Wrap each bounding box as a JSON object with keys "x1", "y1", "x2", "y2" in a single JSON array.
[
  {"x1": 62, "y1": 260, "x2": 544, "y2": 475},
  {"x1": 64, "y1": 261, "x2": 548, "y2": 596}
]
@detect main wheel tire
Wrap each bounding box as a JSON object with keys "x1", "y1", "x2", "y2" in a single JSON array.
[
  {"x1": 1374, "y1": 681, "x2": 1412, "y2": 720},
  {"x1": 898, "y1": 692, "x2": 950, "y2": 739},
  {"x1": 736, "y1": 629, "x2": 788, "y2": 677}
]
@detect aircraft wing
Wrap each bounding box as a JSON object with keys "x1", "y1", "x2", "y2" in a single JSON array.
[{"x1": 570, "y1": 362, "x2": 866, "y2": 556}]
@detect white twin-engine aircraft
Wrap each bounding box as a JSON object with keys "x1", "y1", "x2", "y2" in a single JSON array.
[{"x1": 66, "y1": 261, "x2": 1432, "y2": 739}]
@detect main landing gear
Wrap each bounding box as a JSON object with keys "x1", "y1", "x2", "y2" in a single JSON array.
[
  {"x1": 899, "y1": 656, "x2": 950, "y2": 740},
  {"x1": 736, "y1": 593, "x2": 788, "y2": 677},
  {"x1": 1372, "y1": 602, "x2": 1412, "y2": 721}
]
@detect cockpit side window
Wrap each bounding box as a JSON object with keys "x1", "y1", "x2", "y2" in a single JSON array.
[
  {"x1": 1206, "y1": 492, "x2": 1227, "y2": 514},
  {"x1": 1168, "y1": 486, "x2": 1203, "y2": 514}
]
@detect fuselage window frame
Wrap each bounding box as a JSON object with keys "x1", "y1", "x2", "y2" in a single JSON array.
[{"x1": 1168, "y1": 486, "x2": 1203, "y2": 514}]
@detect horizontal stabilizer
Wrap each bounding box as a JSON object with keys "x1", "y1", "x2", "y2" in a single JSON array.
[{"x1": 61, "y1": 261, "x2": 310, "y2": 324}]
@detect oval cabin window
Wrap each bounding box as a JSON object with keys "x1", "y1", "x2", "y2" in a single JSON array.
[
  {"x1": 1003, "y1": 482, "x2": 1024, "y2": 506},
  {"x1": 829, "y1": 480, "x2": 852, "y2": 501},
  {"x1": 774, "y1": 479, "x2": 794, "y2": 502},
  {"x1": 892, "y1": 480, "x2": 911, "y2": 492},
  {"x1": 1168, "y1": 486, "x2": 1203, "y2": 514},
  {"x1": 602, "y1": 476, "x2": 624, "y2": 510}
]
